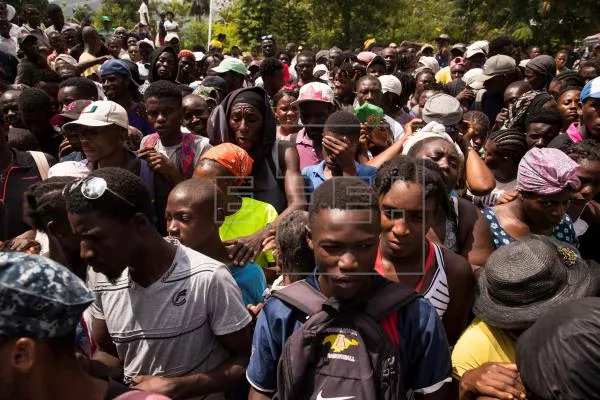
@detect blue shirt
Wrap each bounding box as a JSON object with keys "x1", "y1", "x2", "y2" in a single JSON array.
[
  {"x1": 302, "y1": 161, "x2": 377, "y2": 195},
  {"x1": 229, "y1": 263, "x2": 267, "y2": 306},
  {"x1": 246, "y1": 272, "x2": 452, "y2": 394}
]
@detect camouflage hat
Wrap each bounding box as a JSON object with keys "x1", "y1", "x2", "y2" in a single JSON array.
[{"x1": 0, "y1": 253, "x2": 95, "y2": 339}]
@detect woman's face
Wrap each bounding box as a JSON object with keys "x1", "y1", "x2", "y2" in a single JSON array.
[
  {"x1": 467, "y1": 122, "x2": 488, "y2": 152},
  {"x1": 155, "y1": 51, "x2": 176, "y2": 80},
  {"x1": 274, "y1": 95, "x2": 299, "y2": 128},
  {"x1": 450, "y1": 64, "x2": 466, "y2": 80},
  {"x1": 415, "y1": 72, "x2": 434, "y2": 95},
  {"x1": 521, "y1": 189, "x2": 572, "y2": 228},
  {"x1": 229, "y1": 102, "x2": 264, "y2": 152},
  {"x1": 557, "y1": 89, "x2": 580, "y2": 127},
  {"x1": 380, "y1": 180, "x2": 437, "y2": 258},
  {"x1": 413, "y1": 139, "x2": 461, "y2": 192}
]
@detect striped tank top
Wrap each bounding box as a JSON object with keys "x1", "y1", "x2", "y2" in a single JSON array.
[{"x1": 375, "y1": 240, "x2": 450, "y2": 317}]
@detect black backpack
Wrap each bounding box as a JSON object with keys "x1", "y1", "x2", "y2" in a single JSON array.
[{"x1": 272, "y1": 279, "x2": 419, "y2": 400}]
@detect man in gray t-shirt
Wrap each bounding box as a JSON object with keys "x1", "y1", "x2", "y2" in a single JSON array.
[{"x1": 65, "y1": 167, "x2": 252, "y2": 400}]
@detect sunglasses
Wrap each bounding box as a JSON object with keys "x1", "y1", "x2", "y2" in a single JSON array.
[
  {"x1": 261, "y1": 35, "x2": 273, "y2": 41},
  {"x1": 63, "y1": 177, "x2": 135, "y2": 207}
]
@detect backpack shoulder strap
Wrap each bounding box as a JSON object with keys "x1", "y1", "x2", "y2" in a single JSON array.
[
  {"x1": 28, "y1": 151, "x2": 49, "y2": 180},
  {"x1": 474, "y1": 88, "x2": 486, "y2": 110},
  {"x1": 365, "y1": 281, "x2": 419, "y2": 321},
  {"x1": 138, "y1": 159, "x2": 155, "y2": 201},
  {"x1": 271, "y1": 280, "x2": 327, "y2": 316}
]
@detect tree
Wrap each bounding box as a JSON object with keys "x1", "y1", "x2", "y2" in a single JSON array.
[
  {"x1": 71, "y1": 2, "x2": 95, "y2": 25},
  {"x1": 12, "y1": 0, "x2": 49, "y2": 20},
  {"x1": 270, "y1": 0, "x2": 309, "y2": 46},
  {"x1": 191, "y1": 0, "x2": 210, "y2": 16},
  {"x1": 97, "y1": 0, "x2": 140, "y2": 29},
  {"x1": 235, "y1": 0, "x2": 273, "y2": 48}
]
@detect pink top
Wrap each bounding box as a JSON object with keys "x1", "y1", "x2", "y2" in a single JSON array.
[
  {"x1": 295, "y1": 128, "x2": 323, "y2": 170},
  {"x1": 566, "y1": 122, "x2": 583, "y2": 143}
]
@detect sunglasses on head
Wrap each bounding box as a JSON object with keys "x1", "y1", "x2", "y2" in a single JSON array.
[
  {"x1": 63, "y1": 176, "x2": 135, "y2": 207},
  {"x1": 261, "y1": 35, "x2": 273, "y2": 41}
]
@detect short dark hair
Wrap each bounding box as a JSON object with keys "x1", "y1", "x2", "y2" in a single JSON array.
[
  {"x1": 579, "y1": 58, "x2": 600, "y2": 74},
  {"x1": 46, "y1": 3, "x2": 62, "y2": 13},
  {"x1": 375, "y1": 155, "x2": 449, "y2": 214},
  {"x1": 260, "y1": 57, "x2": 283, "y2": 77},
  {"x1": 272, "y1": 89, "x2": 298, "y2": 107},
  {"x1": 297, "y1": 51, "x2": 315, "y2": 62},
  {"x1": 59, "y1": 77, "x2": 98, "y2": 100},
  {"x1": 464, "y1": 110, "x2": 491, "y2": 132},
  {"x1": 563, "y1": 139, "x2": 600, "y2": 163},
  {"x1": 489, "y1": 35, "x2": 520, "y2": 56},
  {"x1": 309, "y1": 177, "x2": 380, "y2": 222},
  {"x1": 24, "y1": 176, "x2": 74, "y2": 232},
  {"x1": 552, "y1": 71, "x2": 585, "y2": 92},
  {"x1": 144, "y1": 80, "x2": 183, "y2": 102},
  {"x1": 323, "y1": 111, "x2": 361, "y2": 138},
  {"x1": 525, "y1": 107, "x2": 563, "y2": 129},
  {"x1": 18, "y1": 88, "x2": 52, "y2": 115},
  {"x1": 34, "y1": 69, "x2": 62, "y2": 83},
  {"x1": 276, "y1": 210, "x2": 314, "y2": 279},
  {"x1": 65, "y1": 167, "x2": 155, "y2": 222}
]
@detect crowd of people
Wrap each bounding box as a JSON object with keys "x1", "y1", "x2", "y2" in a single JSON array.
[{"x1": 2, "y1": 1, "x2": 600, "y2": 399}]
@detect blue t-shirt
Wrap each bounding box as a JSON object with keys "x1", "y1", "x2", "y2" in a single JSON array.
[
  {"x1": 229, "y1": 263, "x2": 267, "y2": 306},
  {"x1": 302, "y1": 161, "x2": 377, "y2": 195},
  {"x1": 246, "y1": 272, "x2": 452, "y2": 395}
]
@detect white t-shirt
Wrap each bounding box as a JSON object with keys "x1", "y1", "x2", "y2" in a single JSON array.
[
  {"x1": 138, "y1": 2, "x2": 149, "y2": 25},
  {"x1": 140, "y1": 134, "x2": 212, "y2": 173},
  {"x1": 163, "y1": 19, "x2": 178, "y2": 32},
  {"x1": 88, "y1": 242, "x2": 252, "y2": 400}
]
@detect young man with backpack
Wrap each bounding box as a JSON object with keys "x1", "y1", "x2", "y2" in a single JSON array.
[{"x1": 247, "y1": 177, "x2": 452, "y2": 399}]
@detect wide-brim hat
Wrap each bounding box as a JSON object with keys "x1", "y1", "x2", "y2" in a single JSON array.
[{"x1": 473, "y1": 235, "x2": 600, "y2": 330}]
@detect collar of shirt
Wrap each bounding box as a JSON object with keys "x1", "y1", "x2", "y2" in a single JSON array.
[{"x1": 295, "y1": 128, "x2": 313, "y2": 146}]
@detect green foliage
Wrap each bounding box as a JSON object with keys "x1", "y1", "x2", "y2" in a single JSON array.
[
  {"x1": 97, "y1": 0, "x2": 140, "y2": 29},
  {"x1": 182, "y1": 19, "x2": 208, "y2": 48},
  {"x1": 235, "y1": 0, "x2": 272, "y2": 48},
  {"x1": 269, "y1": 0, "x2": 310, "y2": 47},
  {"x1": 70, "y1": 2, "x2": 95, "y2": 24}
]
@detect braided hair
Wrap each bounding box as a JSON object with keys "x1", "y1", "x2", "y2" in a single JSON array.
[
  {"x1": 375, "y1": 155, "x2": 449, "y2": 215},
  {"x1": 487, "y1": 129, "x2": 528, "y2": 161},
  {"x1": 275, "y1": 210, "x2": 314, "y2": 281},
  {"x1": 464, "y1": 110, "x2": 491, "y2": 132},
  {"x1": 24, "y1": 177, "x2": 75, "y2": 232}
]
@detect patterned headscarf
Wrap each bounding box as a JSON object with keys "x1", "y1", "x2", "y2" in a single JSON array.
[
  {"x1": 504, "y1": 90, "x2": 554, "y2": 131},
  {"x1": 517, "y1": 148, "x2": 580, "y2": 195},
  {"x1": 200, "y1": 143, "x2": 254, "y2": 183}
]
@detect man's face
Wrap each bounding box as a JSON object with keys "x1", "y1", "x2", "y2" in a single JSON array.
[
  {"x1": 526, "y1": 122, "x2": 559, "y2": 149},
  {"x1": 308, "y1": 209, "x2": 380, "y2": 301},
  {"x1": 48, "y1": 9, "x2": 64, "y2": 27},
  {"x1": 296, "y1": 55, "x2": 316, "y2": 82},
  {"x1": 555, "y1": 53, "x2": 567, "y2": 69},
  {"x1": 465, "y1": 53, "x2": 485, "y2": 69},
  {"x1": 139, "y1": 44, "x2": 153, "y2": 61},
  {"x1": 145, "y1": 96, "x2": 183, "y2": 139},
  {"x1": 581, "y1": 98, "x2": 600, "y2": 140},
  {"x1": 333, "y1": 72, "x2": 354, "y2": 98},
  {"x1": 165, "y1": 190, "x2": 218, "y2": 251},
  {"x1": 101, "y1": 74, "x2": 128, "y2": 101},
  {"x1": 68, "y1": 211, "x2": 137, "y2": 279},
  {"x1": 62, "y1": 29, "x2": 77, "y2": 47},
  {"x1": 382, "y1": 48, "x2": 397, "y2": 72},
  {"x1": 182, "y1": 96, "x2": 210, "y2": 136},
  {"x1": 524, "y1": 67, "x2": 545, "y2": 91},
  {"x1": 263, "y1": 69, "x2": 285, "y2": 96},
  {"x1": 178, "y1": 56, "x2": 196, "y2": 77},
  {"x1": 356, "y1": 79, "x2": 383, "y2": 107},
  {"x1": 503, "y1": 85, "x2": 526, "y2": 108},
  {"x1": 25, "y1": 8, "x2": 41, "y2": 27},
  {"x1": 299, "y1": 101, "x2": 333, "y2": 141},
  {"x1": 155, "y1": 51, "x2": 176, "y2": 80},
  {"x1": 77, "y1": 125, "x2": 124, "y2": 162},
  {"x1": 57, "y1": 86, "x2": 88, "y2": 111},
  {"x1": 0, "y1": 91, "x2": 24, "y2": 128},
  {"x1": 261, "y1": 39, "x2": 275, "y2": 57},
  {"x1": 107, "y1": 40, "x2": 121, "y2": 58},
  {"x1": 573, "y1": 159, "x2": 600, "y2": 204},
  {"x1": 367, "y1": 63, "x2": 386, "y2": 78},
  {"x1": 580, "y1": 66, "x2": 598, "y2": 83},
  {"x1": 127, "y1": 45, "x2": 140, "y2": 62}
]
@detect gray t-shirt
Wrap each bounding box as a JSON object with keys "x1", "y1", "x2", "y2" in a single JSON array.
[
  {"x1": 140, "y1": 133, "x2": 212, "y2": 177},
  {"x1": 89, "y1": 243, "x2": 251, "y2": 400}
]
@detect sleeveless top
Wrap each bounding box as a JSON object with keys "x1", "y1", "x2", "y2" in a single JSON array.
[
  {"x1": 250, "y1": 141, "x2": 287, "y2": 214},
  {"x1": 482, "y1": 207, "x2": 579, "y2": 249},
  {"x1": 375, "y1": 240, "x2": 450, "y2": 317}
]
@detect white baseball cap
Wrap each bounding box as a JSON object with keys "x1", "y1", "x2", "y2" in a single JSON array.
[
  {"x1": 378, "y1": 74, "x2": 402, "y2": 96},
  {"x1": 165, "y1": 32, "x2": 180, "y2": 43},
  {"x1": 63, "y1": 101, "x2": 129, "y2": 132},
  {"x1": 293, "y1": 82, "x2": 335, "y2": 105}
]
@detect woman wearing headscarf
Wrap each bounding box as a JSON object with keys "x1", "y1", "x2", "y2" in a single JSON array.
[
  {"x1": 402, "y1": 95, "x2": 495, "y2": 267},
  {"x1": 524, "y1": 55, "x2": 556, "y2": 91},
  {"x1": 148, "y1": 45, "x2": 178, "y2": 82},
  {"x1": 502, "y1": 90, "x2": 556, "y2": 131},
  {"x1": 207, "y1": 87, "x2": 306, "y2": 264},
  {"x1": 194, "y1": 143, "x2": 279, "y2": 269},
  {"x1": 483, "y1": 147, "x2": 580, "y2": 249}
]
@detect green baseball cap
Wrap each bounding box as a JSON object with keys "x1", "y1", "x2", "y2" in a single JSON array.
[
  {"x1": 211, "y1": 58, "x2": 249, "y2": 76},
  {"x1": 101, "y1": 16, "x2": 111, "y2": 22},
  {"x1": 354, "y1": 103, "x2": 384, "y2": 127}
]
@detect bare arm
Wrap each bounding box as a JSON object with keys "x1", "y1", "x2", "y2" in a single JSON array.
[
  {"x1": 74, "y1": 55, "x2": 111, "y2": 74},
  {"x1": 441, "y1": 250, "x2": 475, "y2": 346},
  {"x1": 464, "y1": 148, "x2": 496, "y2": 196},
  {"x1": 458, "y1": 198, "x2": 494, "y2": 268},
  {"x1": 249, "y1": 387, "x2": 274, "y2": 400}
]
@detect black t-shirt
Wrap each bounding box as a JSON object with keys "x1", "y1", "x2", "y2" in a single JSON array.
[{"x1": 548, "y1": 133, "x2": 574, "y2": 149}]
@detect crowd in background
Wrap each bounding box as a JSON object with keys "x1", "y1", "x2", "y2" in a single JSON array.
[{"x1": 2, "y1": 1, "x2": 600, "y2": 400}]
